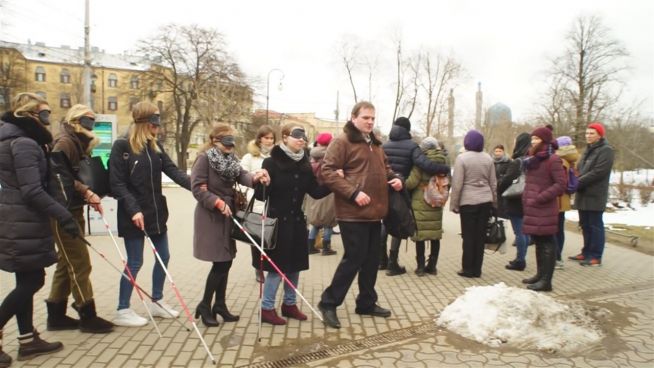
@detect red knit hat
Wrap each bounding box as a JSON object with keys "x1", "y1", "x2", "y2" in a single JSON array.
[
  {"x1": 316, "y1": 132, "x2": 333, "y2": 146},
  {"x1": 587, "y1": 122, "x2": 605, "y2": 137}
]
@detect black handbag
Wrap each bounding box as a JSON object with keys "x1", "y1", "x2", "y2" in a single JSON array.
[
  {"x1": 484, "y1": 215, "x2": 507, "y2": 253},
  {"x1": 78, "y1": 156, "x2": 110, "y2": 197},
  {"x1": 231, "y1": 194, "x2": 278, "y2": 250}
]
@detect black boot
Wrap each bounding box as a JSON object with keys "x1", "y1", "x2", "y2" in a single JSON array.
[
  {"x1": 212, "y1": 272, "x2": 239, "y2": 322},
  {"x1": 415, "y1": 242, "x2": 426, "y2": 276},
  {"x1": 522, "y1": 242, "x2": 543, "y2": 284},
  {"x1": 528, "y1": 241, "x2": 555, "y2": 292},
  {"x1": 424, "y1": 240, "x2": 440, "y2": 275},
  {"x1": 17, "y1": 329, "x2": 63, "y2": 361},
  {"x1": 385, "y1": 248, "x2": 406, "y2": 276},
  {"x1": 46, "y1": 300, "x2": 79, "y2": 331},
  {"x1": 322, "y1": 240, "x2": 337, "y2": 255},
  {"x1": 195, "y1": 302, "x2": 219, "y2": 327},
  {"x1": 308, "y1": 238, "x2": 320, "y2": 254},
  {"x1": 0, "y1": 330, "x2": 12, "y2": 368},
  {"x1": 379, "y1": 231, "x2": 388, "y2": 270},
  {"x1": 73, "y1": 300, "x2": 114, "y2": 333}
]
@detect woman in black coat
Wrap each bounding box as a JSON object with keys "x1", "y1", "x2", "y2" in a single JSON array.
[
  {"x1": 253, "y1": 123, "x2": 329, "y2": 325},
  {"x1": 0, "y1": 93, "x2": 78, "y2": 361}
]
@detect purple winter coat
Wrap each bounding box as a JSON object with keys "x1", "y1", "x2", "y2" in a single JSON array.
[{"x1": 522, "y1": 153, "x2": 566, "y2": 236}]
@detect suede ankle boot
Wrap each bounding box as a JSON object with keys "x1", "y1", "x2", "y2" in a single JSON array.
[
  {"x1": 308, "y1": 238, "x2": 320, "y2": 254},
  {"x1": 321, "y1": 241, "x2": 337, "y2": 255},
  {"x1": 261, "y1": 309, "x2": 286, "y2": 325},
  {"x1": 281, "y1": 304, "x2": 307, "y2": 321},
  {"x1": 17, "y1": 329, "x2": 63, "y2": 361},
  {"x1": 73, "y1": 300, "x2": 114, "y2": 333},
  {"x1": 46, "y1": 299, "x2": 79, "y2": 331}
]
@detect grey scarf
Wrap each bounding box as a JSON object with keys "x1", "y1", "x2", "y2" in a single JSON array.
[
  {"x1": 279, "y1": 143, "x2": 305, "y2": 162},
  {"x1": 207, "y1": 147, "x2": 241, "y2": 179}
]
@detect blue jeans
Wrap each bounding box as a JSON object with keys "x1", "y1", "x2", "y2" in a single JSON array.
[
  {"x1": 555, "y1": 212, "x2": 566, "y2": 260},
  {"x1": 308, "y1": 225, "x2": 333, "y2": 242},
  {"x1": 509, "y1": 215, "x2": 529, "y2": 262},
  {"x1": 578, "y1": 210, "x2": 605, "y2": 260},
  {"x1": 118, "y1": 232, "x2": 170, "y2": 310},
  {"x1": 262, "y1": 271, "x2": 299, "y2": 310}
]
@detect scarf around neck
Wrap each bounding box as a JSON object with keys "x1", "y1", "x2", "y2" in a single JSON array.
[
  {"x1": 206, "y1": 147, "x2": 241, "y2": 179},
  {"x1": 523, "y1": 144, "x2": 554, "y2": 171},
  {"x1": 279, "y1": 143, "x2": 305, "y2": 162}
]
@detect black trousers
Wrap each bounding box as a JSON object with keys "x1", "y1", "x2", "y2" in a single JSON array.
[
  {"x1": 459, "y1": 202, "x2": 492, "y2": 276},
  {"x1": 0, "y1": 268, "x2": 45, "y2": 334},
  {"x1": 320, "y1": 221, "x2": 381, "y2": 311}
]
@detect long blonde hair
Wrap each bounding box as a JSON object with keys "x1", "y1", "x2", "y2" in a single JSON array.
[
  {"x1": 63, "y1": 104, "x2": 99, "y2": 153},
  {"x1": 128, "y1": 101, "x2": 160, "y2": 153},
  {"x1": 11, "y1": 92, "x2": 48, "y2": 117}
]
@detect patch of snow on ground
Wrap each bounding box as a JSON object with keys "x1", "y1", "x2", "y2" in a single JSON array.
[{"x1": 436, "y1": 283, "x2": 605, "y2": 352}]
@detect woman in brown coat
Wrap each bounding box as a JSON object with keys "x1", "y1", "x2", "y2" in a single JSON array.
[{"x1": 191, "y1": 124, "x2": 269, "y2": 327}]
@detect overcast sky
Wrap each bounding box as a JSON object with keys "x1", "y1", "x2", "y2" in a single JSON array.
[{"x1": 1, "y1": 0, "x2": 652, "y2": 131}]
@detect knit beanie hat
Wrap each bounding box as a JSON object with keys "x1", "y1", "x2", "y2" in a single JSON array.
[
  {"x1": 420, "y1": 136, "x2": 440, "y2": 151},
  {"x1": 463, "y1": 130, "x2": 484, "y2": 152},
  {"x1": 393, "y1": 117, "x2": 411, "y2": 131},
  {"x1": 556, "y1": 136, "x2": 573, "y2": 147},
  {"x1": 531, "y1": 126, "x2": 553, "y2": 144},
  {"x1": 316, "y1": 132, "x2": 333, "y2": 146},
  {"x1": 588, "y1": 122, "x2": 605, "y2": 137}
]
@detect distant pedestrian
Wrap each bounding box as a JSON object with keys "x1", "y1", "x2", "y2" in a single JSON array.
[
  {"x1": 554, "y1": 136, "x2": 579, "y2": 269},
  {"x1": 191, "y1": 124, "x2": 269, "y2": 327},
  {"x1": 109, "y1": 101, "x2": 191, "y2": 327},
  {"x1": 521, "y1": 127, "x2": 566, "y2": 292},
  {"x1": 569, "y1": 123, "x2": 614, "y2": 267},
  {"x1": 318, "y1": 102, "x2": 403, "y2": 329},
  {"x1": 492, "y1": 144, "x2": 511, "y2": 219},
  {"x1": 449, "y1": 130, "x2": 497, "y2": 278}
]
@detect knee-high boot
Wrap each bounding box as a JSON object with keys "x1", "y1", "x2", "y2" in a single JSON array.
[
  {"x1": 527, "y1": 240, "x2": 555, "y2": 292},
  {"x1": 522, "y1": 242, "x2": 543, "y2": 284},
  {"x1": 424, "y1": 240, "x2": 440, "y2": 275},
  {"x1": 195, "y1": 271, "x2": 219, "y2": 327},
  {"x1": 212, "y1": 272, "x2": 239, "y2": 322},
  {"x1": 415, "y1": 242, "x2": 426, "y2": 276}
]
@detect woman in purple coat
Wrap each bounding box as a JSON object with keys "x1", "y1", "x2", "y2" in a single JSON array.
[{"x1": 520, "y1": 127, "x2": 566, "y2": 292}]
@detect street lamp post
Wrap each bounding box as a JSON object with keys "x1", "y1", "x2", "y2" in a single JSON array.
[{"x1": 266, "y1": 68, "x2": 284, "y2": 125}]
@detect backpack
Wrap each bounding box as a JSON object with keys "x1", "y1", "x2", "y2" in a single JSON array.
[
  {"x1": 565, "y1": 167, "x2": 579, "y2": 194},
  {"x1": 383, "y1": 187, "x2": 416, "y2": 239},
  {"x1": 423, "y1": 174, "x2": 449, "y2": 207}
]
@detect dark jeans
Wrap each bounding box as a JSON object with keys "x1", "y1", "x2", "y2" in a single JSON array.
[
  {"x1": 579, "y1": 210, "x2": 605, "y2": 260},
  {"x1": 0, "y1": 269, "x2": 45, "y2": 334},
  {"x1": 459, "y1": 202, "x2": 492, "y2": 275},
  {"x1": 320, "y1": 221, "x2": 381, "y2": 311},
  {"x1": 555, "y1": 212, "x2": 566, "y2": 260},
  {"x1": 509, "y1": 215, "x2": 529, "y2": 262}
]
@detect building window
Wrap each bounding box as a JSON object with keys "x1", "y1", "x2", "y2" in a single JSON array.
[
  {"x1": 60, "y1": 68, "x2": 71, "y2": 84},
  {"x1": 108, "y1": 96, "x2": 118, "y2": 111},
  {"x1": 108, "y1": 73, "x2": 118, "y2": 88},
  {"x1": 129, "y1": 96, "x2": 139, "y2": 110},
  {"x1": 130, "y1": 76, "x2": 140, "y2": 89},
  {"x1": 60, "y1": 93, "x2": 71, "y2": 108},
  {"x1": 35, "y1": 66, "x2": 46, "y2": 82},
  {"x1": 35, "y1": 91, "x2": 47, "y2": 100}
]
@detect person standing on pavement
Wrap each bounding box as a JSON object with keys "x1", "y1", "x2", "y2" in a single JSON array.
[
  {"x1": 521, "y1": 127, "x2": 566, "y2": 292},
  {"x1": 253, "y1": 123, "x2": 330, "y2": 325},
  {"x1": 305, "y1": 132, "x2": 338, "y2": 256},
  {"x1": 45, "y1": 104, "x2": 114, "y2": 334},
  {"x1": 318, "y1": 101, "x2": 403, "y2": 329},
  {"x1": 0, "y1": 93, "x2": 74, "y2": 363},
  {"x1": 380, "y1": 117, "x2": 450, "y2": 275},
  {"x1": 240, "y1": 125, "x2": 276, "y2": 283},
  {"x1": 569, "y1": 123, "x2": 614, "y2": 267},
  {"x1": 449, "y1": 130, "x2": 497, "y2": 278},
  {"x1": 191, "y1": 124, "x2": 270, "y2": 327},
  {"x1": 405, "y1": 137, "x2": 450, "y2": 276},
  {"x1": 498, "y1": 133, "x2": 531, "y2": 271},
  {"x1": 109, "y1": 101, "x2": 191, "y2": 327},
  {"x1": 554, "y1": 136, "x2": 579, "y2": 269},
  {"x1": 492, "y1": 144, "x2": 511, "y2": 219}
]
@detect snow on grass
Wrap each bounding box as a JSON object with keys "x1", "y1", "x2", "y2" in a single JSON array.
[{"x1": 436, "y1": 283, "x2": 606, "y2": 353}]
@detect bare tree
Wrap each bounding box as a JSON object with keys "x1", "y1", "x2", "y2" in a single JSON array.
[
  {"x1": 336, "y1": 36, "x2": 361, "y2": 104},
  {"x1": 391, "y1": 38, "x2": 404, "y2": 123},
  {"x1": 421, "y1": 50, "x2": 463, "y2": 136},
  {"x1": 137, "y1": 24, "x2": 249, "y2": 171},
  {"x1": 0, "y1": 47, "x2": 26, "y2": 108},
  {"x1": 544, "y1": 15, "x2": 628, "y2": 145}
]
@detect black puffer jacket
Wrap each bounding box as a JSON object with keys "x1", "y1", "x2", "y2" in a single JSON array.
[
  {"x1": 0, "y1": 113, "x2": 72, "y2": 272},
  {"x1": 382, "y1": 125, "x2": 449, "y2": 179},
  {"x1": 109, "y1": 138, "x2": 190, "y2": 238},
  {"x1": 574, "y1": 138, "x2": 614, "y2": 211},
  {"x1": 498, "y1": 133, "x2": 531, "y2": 217}
]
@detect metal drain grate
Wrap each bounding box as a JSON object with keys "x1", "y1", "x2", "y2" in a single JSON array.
[{"x1": 245, "y1": 323, "x2": 436, "y2": 368}]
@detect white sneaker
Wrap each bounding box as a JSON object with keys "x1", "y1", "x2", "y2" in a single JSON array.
[
  {"x1": 149, "y1": 301, "x2": 179, "y2": 318},
  {"x1": 113, "y1": 308, "x2": 148, "y2": 327}
]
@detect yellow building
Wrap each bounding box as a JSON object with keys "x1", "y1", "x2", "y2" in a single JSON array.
[{"x1": 0, "y1": 40, "x2": 169, "y2": 133}]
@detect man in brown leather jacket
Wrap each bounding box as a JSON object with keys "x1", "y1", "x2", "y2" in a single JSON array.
[{"x1": 318, "y1": 101, "x2": 403, "y2": 329}]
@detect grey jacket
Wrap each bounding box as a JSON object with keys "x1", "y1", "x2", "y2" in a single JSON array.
[
  {"x1": 449, "y1": 151, "x2": 497, "y2": 212},
  {"x1": 574, "y1": 138, "x2": 614, "y2": 211}
]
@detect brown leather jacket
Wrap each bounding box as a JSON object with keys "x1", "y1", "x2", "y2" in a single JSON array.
[
  {"x1": 321, "y1": 121, "x2": 397, "y2": 222},
  {"x1": 52, "y1": 125, "x2": 91, "y2": 208}
]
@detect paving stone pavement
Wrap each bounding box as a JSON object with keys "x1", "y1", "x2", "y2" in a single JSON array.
[{"x1": 1, "y1": 187, "x2": 652, "y2": 367}]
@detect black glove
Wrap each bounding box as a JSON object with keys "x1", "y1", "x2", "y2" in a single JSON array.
[{"x1": 60, "y1": 217, "x2": 81, "y2": 238}]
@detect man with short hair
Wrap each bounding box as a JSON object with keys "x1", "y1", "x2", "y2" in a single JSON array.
[
  {"x1": 318, "y1": 101, "x2": 403, "y2": 329},
  {"x1": 569, "y1": 122, "x2": 614, "y2": 267}
]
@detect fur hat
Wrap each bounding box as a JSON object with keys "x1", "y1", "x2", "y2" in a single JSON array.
[
  {"x1": 393, "y1": 117, "x2": 411, "y2": 131},
  {"x1": 588, "y1": 122, "x2": 605, "y2": 137}
]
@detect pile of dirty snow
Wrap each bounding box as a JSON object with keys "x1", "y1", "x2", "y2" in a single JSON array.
[{"x1": 436, "y1": 283, "x2": 606, "y2": 352}]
